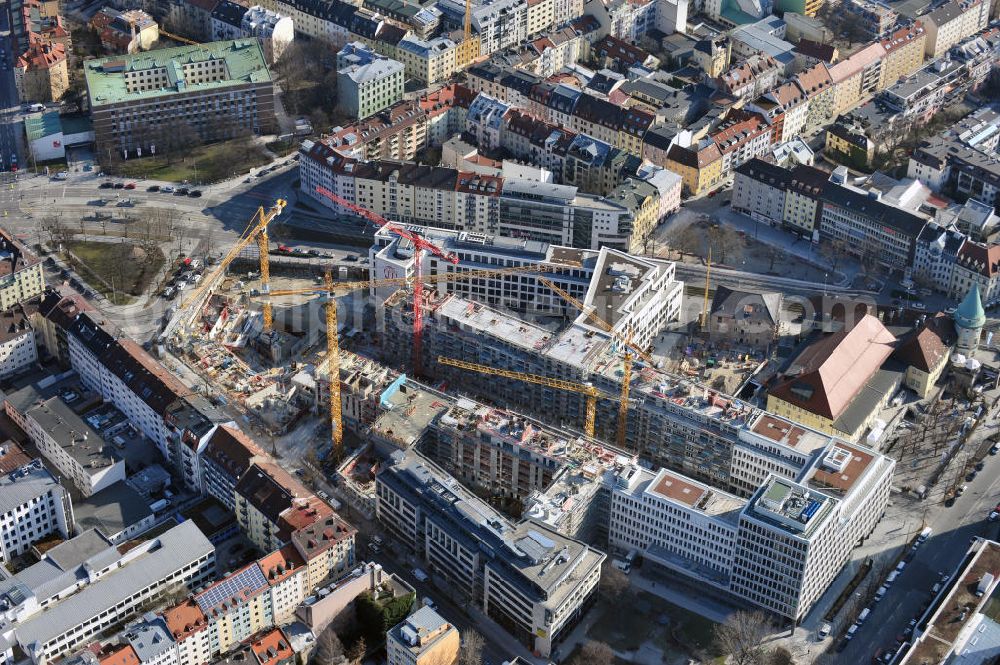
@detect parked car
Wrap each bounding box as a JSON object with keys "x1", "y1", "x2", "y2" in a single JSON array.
[
  {"x1": 175, "y1": 187, "x2": 189, "y2": 195},
  {"x1": 124, "y1": 182, "x2": 135, "y2": 189},
  {"x1": 161, "y1": 185, "x2": 175, "y2": 193},
  {"x1": 913, "y1": 302, "x2": 927, "y2": 310},
  {"x1": 188, "y1": 190, "x2": 202, "y2": 198},
  {"x1": 147, "y1": 185, "x2": 160, "y2": 192},
  {"x1": 113, "y1": 182, "x2": 125, "y2": 189},
  {"x1": 99, "y1": 181, "x2": 114, "y2": 189}
]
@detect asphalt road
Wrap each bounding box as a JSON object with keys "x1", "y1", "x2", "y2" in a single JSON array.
[
  {"x1": 0, "y1": 0, "x2": 22, "y2": 173},
  {"x1": 837, "y1": 450, "x2": 1000, "y2": 663}
]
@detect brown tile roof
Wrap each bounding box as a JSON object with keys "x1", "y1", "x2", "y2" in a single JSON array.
[
  {"x1": 880, "y1": 21, "x2": 925, "y2": 54},
  {"x1": 769, "y1": 314, "x2": 896, "y2": 420},
  {"x1": 795, "y1": 39, "x2": 838, "y2": 63},
  {"x1": 893, "y1": 313, "x2": 955, "y2": 373},
  {"x1": 257, "y1": 545, "x2": 306, "y2": 586},
  {"x1": 0, "y1": 305, "x2": 32, "y2": 344},
  {"x1": 162, "y1": 600, "x2": 209, "y2": 640},
  {"x1": 956, "y1": 241, "x2": 1000, "y2": 278},
  {"x1": 98, "y1": 645, "x2": 139, "y2": 665},
  {"x1": 0, "y1": 441, "x2": 32, "y2": 473},
  {"x1": 290, "y1": 514, "x2": 356, "y2": 562},
  {"x1": 250, "y1": 628, "x2": 294, "y2": 665},
  {"x1": 795, "y1": 62, "x2": 833, "y2": 96}
]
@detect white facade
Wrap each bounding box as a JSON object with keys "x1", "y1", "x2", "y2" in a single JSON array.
[
  {"x1": 242, "y1": 6, "x2": 294, "y2": 63},
  {"x1": 0, "y1": 325, "x2": 37, "y2": 379},
  {"x1": 0, "y1": 459, "x2": 71, "y2": 565}
]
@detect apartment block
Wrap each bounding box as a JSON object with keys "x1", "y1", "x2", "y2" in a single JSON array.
[
  {"x1": 15, "y1": 38, "x2": 68, "y2": 103},
  {"x1": 386, "y1": 607, "x2": 460, "y2": 665},
  {"x1": 878, "y1": 22, "x2": 927, "y2": 90},
  {"x1": 257, "y1": 547, "x2": 308, "y2": 623},
  {"x1": 0, "y1": 306, "x2": 37, "y2": 379},
  {"x1": 57, "y1": 312, "x2": 222, "y2": 490},
  {"x1": 0, "y1": 230, "x2": 44, "y2": 309},
  {"x1": 0, "y1": 453, "x2": 71, "y2": 565},
  {"x1": 844, "y1": 0, "x2": 898, "y2": 38},
  {"x1": 922, "y1": 0, "x2": 989, "y2": 57},
  {"x1": 234, "y1": 462, "x2": 312, "y2": 552},
  {"x1": 212, "y1": 3, "x2": 293, "y2": 64},
  {"x1": 376, "y1": 450, "x2": 604, "y2": 658},
  {"x1": 337, "y1": 44, "x2": 404, "y2": 119},
  {"x1": 4, "y1": 390, "x2": 125, "y2": 497},
  {"x1": 0, "y1": 521, "x2": 215, "y2": 665},
  {"x1": 84, "y1": 40, "x2": 276, "y2": 157},
  {"x1": 199, "y1": 424, "x2": 267, "y2": 511}
]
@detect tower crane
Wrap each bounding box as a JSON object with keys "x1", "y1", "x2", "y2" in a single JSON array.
[
  {"x1": 314, "y1": 186, "x2": 458, "y2": 377},
  {"x1": 436, "y1": 356, "x2": 609, "y2": 437},
  {"x1": 255, "y1": 262, "x2": 559, "y2": 461},
  {"x1": 177, "y1": 199, "x2": 286, "y2": 335},
  {"x1": 538, "y1": 277, "x2": 654, "y2": 449}
]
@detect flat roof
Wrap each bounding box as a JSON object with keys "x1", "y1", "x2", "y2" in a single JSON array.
[
  {"x1": 27, "y1": 396, "x2": 118, "y2": 471},
  {"x1": 0, "y1": 459, "x2": 60, "y2": 517},
  {"x1": 639, "y1": 467, "x2": 745, "y2": 521},
  {"x1": 85, "y1": 39, "x2": 271, "y2": 108},
  {"x1": 14, "y1": 520, "x2": 213, "y2": 649},
  {"x1": 73, "y1": 481, "x2": 154, "y2": 537},
  {"x1": 806, "y1": 442, "x2": 875, "y2": 494}
]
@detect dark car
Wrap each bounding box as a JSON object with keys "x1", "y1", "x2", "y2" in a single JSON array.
[
  {"x1": 99, "y1": 182, "x2": 114, "y2": 189},
  {"x1": 188, "y1": 190, "x2": 202, "y2": 198},
  {"x1": 113, "y1": 182, "x2": 125, "y2": 189},
  {"x1": 175, "y1": 187, "x2": 189, "y2": 195},
  {"x1": 976, "y1": 461, "x2": 985, "y2": 471},
  {"x1": 967, "y1": 471, "x2": 977, "y2": 482},
  {"x1": 147, "y1": 185, "x2": 160, "y2": 192},
  {"x1": 307, "y1": 249, "x2": 321, "y2": 257}
]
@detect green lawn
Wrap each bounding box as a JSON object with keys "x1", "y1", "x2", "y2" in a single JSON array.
[
  {"x1": 112, "y1": 139, "x2": 271, "y2": 183},
  {"x1": 587, "y1": 590, "x2": 721, "y2": 662},
  {"x1": 63, "y1": 240, "x2": 164, "y2": 304}
]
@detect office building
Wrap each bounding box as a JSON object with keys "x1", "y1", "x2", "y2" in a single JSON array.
[
  {"x1": 0, "y1": 454, "x2": 71, "y2": 565},
  {"x1": 84, "y1": 40, "x2": 276, "y2": 157},
  {"x1": 386, "y1": 607, "x2": 460, "y2": 665},
  {"x1": 376, "y1": 451, "x2": 604, "y2": 658},
  {"x1": 0, "y1": 521, "x2": 215, "y2": 665}
]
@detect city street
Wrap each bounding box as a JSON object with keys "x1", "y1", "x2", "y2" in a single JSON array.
[{"x1": 0, "y1": 0, "x2": 23, "y2": 174}]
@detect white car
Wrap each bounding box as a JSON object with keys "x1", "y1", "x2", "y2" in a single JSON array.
[
  {"x1": 990, "y1": 511, "x2": 999, "y2": 522},
  {"x1": 161, "y1": 185, "x2": 175, "y2": 193}
]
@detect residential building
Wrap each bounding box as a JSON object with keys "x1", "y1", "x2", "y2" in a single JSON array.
[
  {"x1": 747, "y1": 80, "x2": 810, "y2": 144},
  {"x1": 0, "y1": 521, "x2": 215, "y2": 665},
  {"x1": 708, "y1": 286, "x2": 782, "y2": 349},
  {"x1": 0, "y1": 230, "x2": 44, "y2": 308},
  {"x1": 5, "y1": 393, "x2": 125, "y2": 497},
  {"x1": 199, "y1": 424, "x2": 266, "y2": 511},
  {"x1": 717, "y1": 53, "x2": 781, "y2": 100},
  {"x1": 0, "y1": 455, "x2": 71, "y2": 565},
  {"x1": 90, "y1": 8, "x2": 159, "y2": 53},
  {"x1": 691, "y1": 36, "x2": 731, "y2": 78},
  {"x1": 825, "y1": 121, "x2": 875, "y2": 169},
  {"x1": 376, "y1": 450, "x2": 604, "y2": 658},
  {"x1": 665, "y1": 139, "x2": 724, "y2": 196},
  {"x1": 733, "y1": 158, "x2": 789, "y2": 225},
  {"x1": 795, "y1": 62, "x2": 835, "y2": 132},
  {"x1": 878, "y1": 22, "x2": 927, "y2": 90},
  {"x1": 337, "y1": 46, "x2": 404, "y2": 119},
  {"x1": 386, "y1": 607, "x2": 460, "y2": 665},
  {"x1": 295, "y1": 563, "x2": 395, "y2": 634},
  {"x1": 241, "y1": 6, "x2": 294, "y2": 63},
  {"x1": 257, "y1": 547, "x2": 308, "y2": 623},
  {"x1": 828, "y1": 42, "x2": 884, "y2": 117},
  {"x1": 893, "y1": 314, "x2": 954, "y2": 398},
  {"x1": 83, "y1": 40, "x2": 276, "y2": 158},
  {"x1": 14, "y1": 38, "x2": 67, "y2": 104},
  {"x1": 396, "y1": 36, "x2": 458, "y2": 85},
  {"x1": 711, "y1": 109, "x2": 774, "y2": 177},
  {"x1": 0, "y1": 306, "x2": 37, "y2": 379},
  {"x1": 844, "y1": 0, "x2": 898, "y2": 38},
  {"x1": 233, "y1": 462, "x2": 310, "y2": 552},
  {"x1": 922, "y1": 0, "x2": 989, "y2": 57},
  {"x1": 766, "y1": 314, "x2": 899, "y2": 441}
]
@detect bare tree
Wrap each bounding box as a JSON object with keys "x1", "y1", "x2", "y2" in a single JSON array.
[
  {"x1": 769, "y1": 647, "x2": 794, "y2": 665},
  {"x1": 766, "y1": 245, "x2": 787, "y2": 273},
  {"x1": 572, "y1": 641, "x2": 614, "y2": 665},
  {"x1": 819, "y1": 238, "x2": 848, "y2": 273},
  {"x1": 458, "y1": 630, "x2": 484, "y2": 665},
  {"x1": 41, "y1": 215, "x2": 68, "y2": 247},
  {"x1": 598, "y1": 561, "x2": 630, "y2": 602},
  {"x1": 312, "y1": 627, "x2": 346, "y2": 665},
  {"x1": 345, "y1": 637, "x2": 365, "y2": 665},
  {"x1": 707, "y1": 223, "x2": 743, "y2": 265},
  {"x1": 713, "y1": 610, "x2": 770, "y2": 665},
  {"x1": 671, "y1": 224, "x2": 703, "y2": 258}
]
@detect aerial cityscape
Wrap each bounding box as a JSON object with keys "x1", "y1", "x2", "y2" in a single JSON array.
[{"x1": 0, "y1": 0, "x2": 998, "y2": 661}]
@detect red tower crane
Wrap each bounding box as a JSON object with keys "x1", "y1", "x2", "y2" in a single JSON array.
[{"x1": 314, "y1": 186, "x2": 459, "y2": 376}]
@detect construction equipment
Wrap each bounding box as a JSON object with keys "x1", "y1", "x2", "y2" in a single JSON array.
[
  {"x1": 158, "y1": 29, "x2": 199, "y2": 45},
  {"x1": 539, "y1": 277, "x2": 654, "y2": 449},
  {"x1": 178, "y1": 199, "x2": 286, "y2": 334},
  {"x1": 437, "y1": 356, "x2": 608, "y2": 437},
  {"x1": 701, "y1": 247, "x2": 712, "y2": 329},
  {"x1": 259, "y1": 215, "x2": 275, "y2": 331},
  {"x1": 255, "y1": 262, "x2": 557, "y2": 458},
  {"x1": 314, "y1": 185, "x2": 459, "y2": 377},
  {"x1": 464, "y1": 0, "x2": 472, "y2": 43}
]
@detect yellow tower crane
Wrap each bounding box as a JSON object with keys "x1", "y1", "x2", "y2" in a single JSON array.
[
  {"x1": 539, "y1": 277, "x2": 655, "y2": 449},
  {"x1": 258, "y1": 262, "x2": 562, "y2": 460},
  {"x1": 437, "y1": 356, "x2": 609, "y2": 437},
  {"x1": 177, "y1": 199, "x2": 286, "y2": 335}
]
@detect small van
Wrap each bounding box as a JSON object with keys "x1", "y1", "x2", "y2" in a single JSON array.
[
  {"x1": 918, "y1": 527, "x2": 932, "y2": 542},
  {"x1": 845, "y1": 624, "x2": 858, "y2": 641},
  {"x1": 857, "y1": 608, "x2": 871, "y2": 624},
  {"x1": 818, "y1": 622, "x2": 832, "y2": 640},
  {"x1": 874, "y1": 585, "x2": 888, "y2": 602},
  {"x1": 887, "y1": 571, "x2": 899, "y2": 585},
  {"x1": 896, "y1": 561, "x2": 907, "y2": 572}
]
